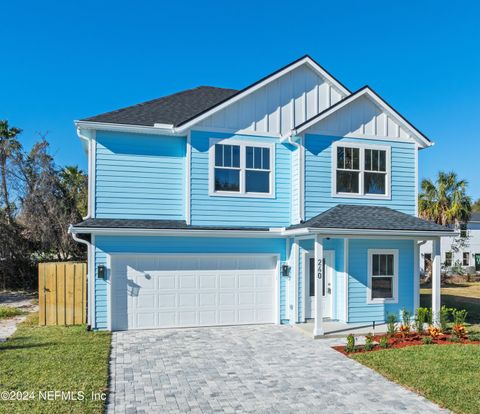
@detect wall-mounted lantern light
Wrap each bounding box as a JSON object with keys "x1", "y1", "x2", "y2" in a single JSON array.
[{"x1": 97, "y1": 265, "x2": 106, "y2": 279}]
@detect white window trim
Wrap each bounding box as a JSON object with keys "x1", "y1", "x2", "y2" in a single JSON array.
[
  {"x1": 332, "y1": 141, "x2": 391, "y2": 200},
  {"x1": 208, "y1": 138, "x2": 275, "y2": 198},
  {"x1": 367, "y1": 249, "x2": 399, "y2": 304}
]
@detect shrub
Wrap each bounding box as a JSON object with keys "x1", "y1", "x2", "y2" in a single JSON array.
[
  {"x1": 379, "y1": 336, "x2": 388, "y2": 349},
  {"x1": 415, "y1": 307, "x2": 430, "y2": 334},
  {"x1": 364, "y1": 333, "x2": 374, "y2": 351},
  {"x1": 386, "y1": 313, "x2": 397, "y2": 336},
  {"x1": 345, "y1": 334, "x2": 356, "y2": 353},
  {"x1": 427, "y1": 326, "x2": 441, "y2": 338},
  {"x1": 452, "y1": 309, "x2": 468, "y2": 326},
  {"x1": 449, "y1": 336, "x2": 460, "y2": 343},
  {"x1": 439, "y1": 306, "x2": 452, "y2": 332},
  {"x1": 400, "y1": 308, "x2": 412, "y2": 332},
  {"x1": 422, "y1": 336, "x2": 433, "y2": 345},
  {"x1": 468, "y1": 332, "x2": 480, "y2": 342}
]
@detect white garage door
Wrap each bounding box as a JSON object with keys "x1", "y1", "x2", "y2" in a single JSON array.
[{"x1": 110, "y1": 254, "x2": 277, "y2": 330}]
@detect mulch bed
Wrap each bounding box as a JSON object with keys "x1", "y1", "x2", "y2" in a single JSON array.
[{"x1": 333, "y1": 333, "x2": 480, "y2": 355}]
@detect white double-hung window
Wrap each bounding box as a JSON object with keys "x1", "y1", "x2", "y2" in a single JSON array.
[
  {"x1": 333, "y1": 142, "x2": 391, "y2": 198},
  {"x1": 209, "y1": 139, "x2": 274, "y2": 197},
  {"x1": 368, "y1": 249, "x2": 398, "y2": 304}
]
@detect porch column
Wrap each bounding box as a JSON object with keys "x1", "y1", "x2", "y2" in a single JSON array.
[
  {"x1": 291, "y1": 238, "x2": 299, "y2": 324},
  {"x1": 432, "y1": 237, "x2": 441, "y2": 326},
  {"x1": 314, "y1": 234, "x2": 324, "y2": 336}
]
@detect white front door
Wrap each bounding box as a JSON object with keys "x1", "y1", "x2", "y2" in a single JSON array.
[
  {"x1": 110, "y1": 254, "x2": 277, "y2": 330},
  {"x1": 305, "y1": 251, "x2": 334, "y2": 319}
]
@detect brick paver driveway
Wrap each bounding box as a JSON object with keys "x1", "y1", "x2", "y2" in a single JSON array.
[{"x1": 108, "y1": 325, "x2": 447, "y2": 413}]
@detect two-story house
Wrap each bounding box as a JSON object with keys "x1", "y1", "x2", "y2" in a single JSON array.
[
  {"x1": 70, "y1": 55, "x2": 453, "y2": 335},
  {"x1": 420, "y1": 213, "x2": 480, "y2": 275}
]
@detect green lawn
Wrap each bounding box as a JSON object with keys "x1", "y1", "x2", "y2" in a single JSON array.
[
  {"x1": 0, "y1": 314, "x2": 111, "y2": 414},
  {"x1": 421, "y1": 281, "x2": 480, "y2": 331},
  {"x1": 0, "y1": 306, "x2": 25, "y2": 319},
  {"x1": 352, "y1": 344, "x2": 480, "y2": 414}
]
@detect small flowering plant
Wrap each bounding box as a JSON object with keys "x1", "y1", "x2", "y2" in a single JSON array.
[{"x1": 427, "y1": 326, "x2": 441, "y2": 338}]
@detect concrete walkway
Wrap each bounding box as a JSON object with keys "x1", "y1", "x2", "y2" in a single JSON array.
[
  {"x1": 0, "y1": 291, "x2": 37, "y2": 341},
  {"x1": 108, "y1": 324, "x2": 448, "y2": 414}
]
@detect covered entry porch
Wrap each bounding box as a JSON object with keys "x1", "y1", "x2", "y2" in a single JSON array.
[{"x1": 284, "y1": 205, "x2": 455, "y2": 336}]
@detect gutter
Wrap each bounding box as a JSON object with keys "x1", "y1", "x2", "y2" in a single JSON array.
[
  {"x1": 282, "y1": 227, "x2": 458, "y2": 238},
  {"x1": 69, "y1": 225, "x2": 95, "y2": 330},
  {"x1": 76, "y1": 127, "x2": 93, "y2": 220}
]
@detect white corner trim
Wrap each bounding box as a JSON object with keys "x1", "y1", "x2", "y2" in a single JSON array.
[
  {"x1": 185, "y1": 131, "x2": 192, "y2": 224},
  {"x1": 76, "y1": 128, "x2": 96, "y2": 219},
  {"x1": 331, "y1": 141, "x2": 392, "y2": 200},
  {"x1": 414, "y1": 143, "x2": 419, "y2": 217},
  {"x1": 366, "y1": 248, "x2": 399, "y2": 305},
  {"x1": 208, "y1": 137, "x2": 276, "y2": 199},
  {"x1": 292, "y1": 239, "x2": 299, "y2": 324},
  {"x1": 343, "y1": 238, "x2": 349, "y2": 323},
  {"x1": 291, "y1": 87, "x2": 432, "y2": 149}
]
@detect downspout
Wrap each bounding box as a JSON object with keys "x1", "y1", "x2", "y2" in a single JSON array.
[
  {"x1": 76, "y1": 127, "x2": 92, "y2": 220},
  {"x1": 69, "y1": 226, "x2": 95, "y2": 330}
]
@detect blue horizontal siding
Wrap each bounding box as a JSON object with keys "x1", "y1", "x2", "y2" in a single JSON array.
[
  {"x1": 93, "y1": 235, "x2": 287, "y2": 330},
  {"x1": 304, "y1": 134, "x2": 416, "y2": 218},
  {"x1": 95, "y1": 131, "x2": 185, "y2": 220},
  {"x1": 348, "y1": 239, "x2": 414, "y2": 323},
  {"x1": 190, "y1": 130, "x2": 292, "y2": 227}
]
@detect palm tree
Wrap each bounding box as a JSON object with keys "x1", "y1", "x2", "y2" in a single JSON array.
[
  {"x1": 419, "y1": 171, "x2": 472, "y2": 227},
  {"x1": 59, "y1": 165, "x2": 88, "y2": 217},
  {"x1": 0, "y1": 120, "x2": 22, "y2": 223}
]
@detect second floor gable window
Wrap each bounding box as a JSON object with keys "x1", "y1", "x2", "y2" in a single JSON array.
[
  {"x1": 210, "y1": 140, "x2": 274, "y2": 198},
  {"x1": 333, "y1": 143, "x2": 391, "y2": 199}
]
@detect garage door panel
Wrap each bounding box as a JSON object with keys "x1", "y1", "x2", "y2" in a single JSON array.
[
  {"x1": 199, "y1": 274, "x2": 217, "y2": 289},
  {"x1": 111, "y1": 255, "x2": 276, "y2": 330},
  {"x1": 199, "y1": 293, "x2": 216, "y2": 306},
  {"x1": 219, "y1": 275, "x2": 236, "y2": 289},
  {"x1": 158, "y1": 274, "x2": 175, "y2": 289},
  {"x1": 178, "y1": 274, "x2": 196, "y2": 289}
]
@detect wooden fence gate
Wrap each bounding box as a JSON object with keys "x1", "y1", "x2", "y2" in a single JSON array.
[{"x1": 38, "y1": 262, "x2": 87, "y2": 325}]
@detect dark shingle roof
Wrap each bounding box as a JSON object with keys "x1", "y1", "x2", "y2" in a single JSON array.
[
  {"x1": 72, "y1": 218, "x2": 269, "y2": 232},
  {"x1": 288, "y1": 205, "x2": 453, "y2": 233},
  {"x1": 81, "y1": 86, "x2": 238, "y2": 127}
]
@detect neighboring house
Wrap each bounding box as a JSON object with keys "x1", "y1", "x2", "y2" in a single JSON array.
[
  {"x1": 420, "y1": 213, "x2": 480, "y2": 275},
  {"x1": 70, "y1": 55, "x2": 453, "y2": 334}
]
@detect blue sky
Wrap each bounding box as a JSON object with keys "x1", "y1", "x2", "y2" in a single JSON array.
[{"x1": 2, "y1": 1, "x2": 479, "y2": 199}]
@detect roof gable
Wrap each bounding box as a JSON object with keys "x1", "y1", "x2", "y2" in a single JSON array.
[{"x1": 291, "y1": 86, "x2": 431, "y2": 148}]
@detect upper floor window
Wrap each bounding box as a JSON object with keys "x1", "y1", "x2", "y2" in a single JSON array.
[
  {"x1": 210, "y1": 139, "x2": 274, "y2": 198},
  {"x1": 333, "y1": 143, "x2": 390, "y2": 199}
]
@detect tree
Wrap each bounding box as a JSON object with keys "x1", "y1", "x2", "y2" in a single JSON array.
[
  {"x1": 17, "y1": 140, "x2": 86, "y2": 261},
  {"x1": 472, "y1": 198, "x2": 480, "y2": 213},
  {"x1": 0, "y1": 120, "x2": 22, "y2": 223},
  {"x1": 418, "y1": 171, "x2": 472, "y2": 227},
  {"x1": 60, "y1": 165, "x2": 88, "y2": 218}
]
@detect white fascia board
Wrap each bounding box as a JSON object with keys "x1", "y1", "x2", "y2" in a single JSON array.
[
  {"x1": 282, "y1": 227, "x2": 457, "y2": 239},
  {"x1": 172, "y1": 57, "x2": 350, "y2": 134},
  {"x1": 69, "y1": 227, "x2": 285, "y2": 238},
  {"x1": 74, "y1": 120, "x2": 178, "y2": 136},
  {"x1": 288, "y1": 87, "x2": 432, "y2": 149}
]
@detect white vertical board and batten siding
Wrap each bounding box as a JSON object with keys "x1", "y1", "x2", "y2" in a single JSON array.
[
  {"x1": 197, "y1": 65, "x2": 345, "y2": 136},
  {"x1": 94, "y1": 131, "x2": 186, "y2": 220},
  {"x1": 307, "y1": 95, "x2": 412, "y2": 140}
]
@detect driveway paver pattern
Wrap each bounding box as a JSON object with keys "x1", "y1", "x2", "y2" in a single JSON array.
[{"x1": 108, "y1": 324, "x2": 448, "y2": 413}]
